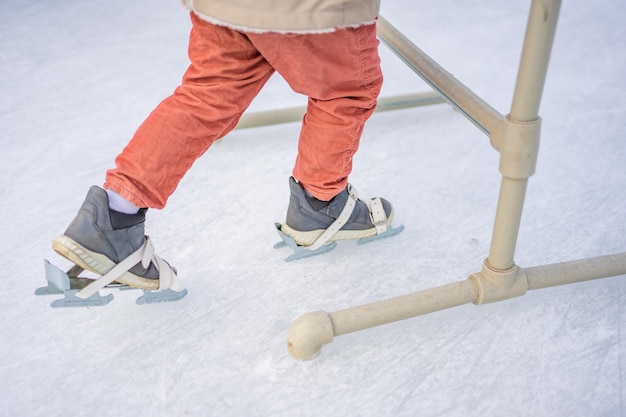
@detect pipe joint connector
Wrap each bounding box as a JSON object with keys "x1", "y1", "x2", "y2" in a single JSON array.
[
  {"x1": 493, "y1": 115, "x2": 541, "y2": 179},
  {"x1": 470, "y1": 259, "x2": 529, "y2": 305}
]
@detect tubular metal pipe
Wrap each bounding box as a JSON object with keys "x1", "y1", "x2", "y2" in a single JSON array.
[
  {"x1": 488, "y1": 177, "x2": 529, "y2": 270},
  {"x1": 329, "y1": 279, "x2": 479, "y2": 336},
  {"x1": 285, "y1": 0, "x2": 626, "y2": 362},
  {"x1": 510, "y1": 0, "x2": 562, "y2": 121},
  {"x1": 487, "y1": 0, "x2": 561, "y2": 271},
  {"x1": 376, "y1": 15, "x2": 504, "y2": 139},
  {"x1": 235, "y1": 91, "x2": 445, "y2": 130},
  {"x1": 235, "y1": 106, "x2": 305, "y2": 130},
  {"x1": 526, "y1": 252, "x2": 626, "y2": 290},
  {"x1": 288, "y1": 254, "x2": 626, "y2": 360},
  {"x1": 287, "y1": 280, "x2": 479, "y2": 360}
]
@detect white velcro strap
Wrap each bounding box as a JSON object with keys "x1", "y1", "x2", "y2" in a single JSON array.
[
  {"x1": 307, "y1": 184, "x2": 358, "y2": 251},
  {"x1": 76, "y1": 236, "x2": 178, "y2": 298},
  {"x1": 154, "y1": 254, "x2": 180, "y2": 291},
  {"x1": 141, "y1": 237, "x2": 154, "y2": 269},
  {"x1": 365, "y1": 197, "x2": 388, "y2": 235}
]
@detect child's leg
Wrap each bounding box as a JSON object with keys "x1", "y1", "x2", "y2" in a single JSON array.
[
  {"x1": 104, "y1": 13, "x2": 275, "y2": 209},
  {"x1": 248, "y1": 23, "x2": 383, "y2": 200}
]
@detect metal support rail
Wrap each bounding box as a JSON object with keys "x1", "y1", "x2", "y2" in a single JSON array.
[{"x1": 286, "y1": 0, "x2": 626, "y2": 360}]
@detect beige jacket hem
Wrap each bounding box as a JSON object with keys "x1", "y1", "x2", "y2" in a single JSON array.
[{"x1": 182, "y1": 0, "x2": 380, "y2": 33}]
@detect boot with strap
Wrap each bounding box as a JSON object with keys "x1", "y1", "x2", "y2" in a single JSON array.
[
  {"x1": 276, "y1": 177, "x2": 403, "y2": 261},
  {"x1": 52, "y1": 186, "x2": 179, "y2": 295}
]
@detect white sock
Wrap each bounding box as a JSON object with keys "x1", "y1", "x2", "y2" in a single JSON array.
[{"x1": 105, "y1": 189, "x2": 140, "y2": 214}]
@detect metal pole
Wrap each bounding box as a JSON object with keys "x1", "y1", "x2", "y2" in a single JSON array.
[
  {"x1": 287, "y1": 252, "x2": 626, "y2": 360},
  {"x1": 486, "y1": 0, "x2": 561, "y2": 271},
  {"x1": 526, "y1": 252, "x2": 626, "y2": 290},
  {"x1": 376, "y1": 16, "x2": 504, "y2": 140},
  {"x1": 286, "y1": 1, "x2": 626, "y2": 361},
  {"x1": 510, "y1": 0, "x2": 563, "y2": 120},
  {"x1": 235, "y1": 92, "x2": 445, "y2": 130},
  {"x1": 287, "y1": 280, "x2": 479, "y2": 360}
]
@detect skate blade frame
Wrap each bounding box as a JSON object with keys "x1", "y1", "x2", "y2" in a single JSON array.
[
  {"x1": 274, "y1": 222, "x2": 405, "y2": 262},
  {"x1": 35, "y1": 259, "x2": 188, "y2": 308}
]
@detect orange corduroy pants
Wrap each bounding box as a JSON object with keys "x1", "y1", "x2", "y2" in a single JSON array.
[{"x1": 104, "y1": 13, "x2": 383, "y2": 209}]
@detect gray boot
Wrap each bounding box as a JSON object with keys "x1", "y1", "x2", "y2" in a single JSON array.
[
  {"x1": 52, "y1": 186, "x2": 166, "y2": 289},
  {"x1": 281, "y1": 177, "x2": 395, "y2": 247}
]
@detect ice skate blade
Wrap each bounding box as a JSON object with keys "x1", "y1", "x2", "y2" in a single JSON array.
[
  {"x1": 274, "y1": 223, "x2": 337, "y2": 262},
  {"x1": 36, "y1": 259, "x2": 188, "y2": 308},
  {"x1": 136, "y1": 288, "x2": 188, "y2": 305},
  {"x1": 274, "y1": 222, "x2": 404, "y2": 262},
  {"x1": 51, "y1": 289, "x2": 115, "y2": 308},
  {"x1": 357, "y1": 224, "x2": 405, "y2": 245}
]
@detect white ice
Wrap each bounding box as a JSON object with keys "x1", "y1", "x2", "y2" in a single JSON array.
[{"x1": 1, "y1": 0, "x2": 625, "y2": 416}]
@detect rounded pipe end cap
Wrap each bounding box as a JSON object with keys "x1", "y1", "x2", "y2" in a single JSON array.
[{"x1": 287, "y1": 311, "x2": 334, "y2": 360}]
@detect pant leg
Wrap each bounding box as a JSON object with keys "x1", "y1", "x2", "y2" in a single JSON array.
[
  {"x1": 248, "y1": 23, "x2": 383, "y2": 200},
  {"x1": 105, "y1": 13, "x2": 274, "y2": 208}
]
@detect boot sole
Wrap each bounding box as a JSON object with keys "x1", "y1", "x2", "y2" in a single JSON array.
[
  {"x1": 280, "y1": 210, "x2": 396, "y2": 247},
  {"x1": 52, "y1": 235, "x2": 159, "y2": 290}
]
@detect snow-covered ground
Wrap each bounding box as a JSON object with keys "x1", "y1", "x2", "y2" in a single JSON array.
[{"x1": 1, "y1": 0, "x2": 625, "y2": 416}]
